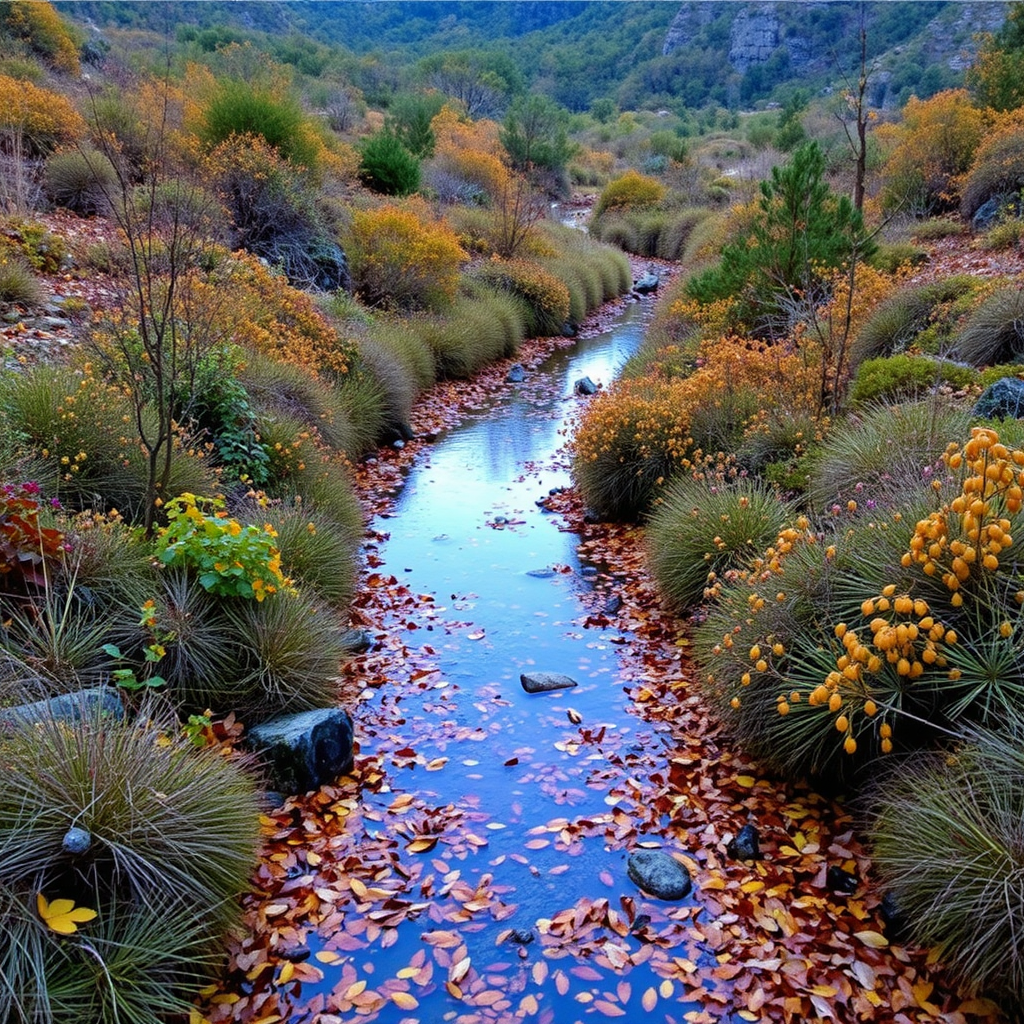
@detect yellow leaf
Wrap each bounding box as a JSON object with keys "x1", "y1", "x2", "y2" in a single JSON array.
[
  {"x1": 407, "y1": 837, "x2": 438, "y2": 853},
  {"x1": 278, "y1": 961, "x2": 294, "y2": 984},
  {"x1": 659, "y1": 979, "x2": 674, "y2": 998},
  {"x1": 735, "y1": 775, "x2": 757, "y2": 787},
  {"x1": 391, "y1": 992, "x2": 418, "y2": 1010},
  {"x1": 854, "y1": 930, "x2": 889, "y2": 948},
  {"x1": 642, "y1": 988, "x2": 658, "y2": 1012},
  {"x1": 36, "y1": 893, "x2": 97, "y2": 935},
  {"x1": 315, "y1": 950, "x2": 342, "y2": 965}
]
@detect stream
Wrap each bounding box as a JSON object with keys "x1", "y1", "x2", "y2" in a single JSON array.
[{"x1": 263, "y1": 297, "x2": 711, "y2": 1024}]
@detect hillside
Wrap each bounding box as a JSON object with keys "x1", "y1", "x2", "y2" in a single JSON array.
[{"x1": 58, "y1": 1, "x2": 1007, "y2": 111}]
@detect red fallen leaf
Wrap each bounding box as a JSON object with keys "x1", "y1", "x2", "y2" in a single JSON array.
[{"x1": 504, "y1": 757, "x2": 519, "y2": 766}]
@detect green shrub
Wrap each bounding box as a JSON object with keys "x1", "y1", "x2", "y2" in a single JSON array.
[
  {"x1": 952, "y1": 285, "x2": 1024, "y2": 366},
  {"x1": 593, "y1": 170, "x2": 666, "y2": 218},
  {"x1": 358, "y1": 131, "x2": 421, "y2": 196},
  {"x1": 646, "y1": 476, "x2": 791, "y2": 611},
  {"x1": 979, "y1": 218, "x2": 1024, "y2": 251},
  {"x1": 908, "y1": 217, "x2": 967, "y2": 241},
  {"x1": 869, "y1": 729, "x2": 1024, "y2": 1008},
  {"x1": 850, "y1": 354, "x2": 977, "y2": 406},
  {"x1": 44, "y1": 147, "x2": 116, "y2": 216},
  {"x1": 656, "y1": 207, "x2": 710, "y2": 261},
  {"x1": 201, "y1": 81, "x2": 320, "y2": 170},
  {"x1": 806, "y1": 398, "x2": 973, "y2": 509}
]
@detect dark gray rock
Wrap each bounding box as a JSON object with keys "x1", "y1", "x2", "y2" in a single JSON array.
[
  {"x1": 604, "y1": 595, "x2": 622, "y2": 615},
  {"x1": 62, "y1": 827, "x2": 92, "y2": 856},
  {"x1": 972, "y1": 195, "x2": 1005, "y2": 232},
  {"x1": 633, "y1": 272, "x2": 660, "y2": 294},
  {"x1": 974, "y1": 376, "x2": 1024, "y2": 420},
  {"x1": 627, "y1": 848, "x2": 692, "y2": 900},
  {"x1": 507, "y1": 363, "x2": 526, "y2": 383},
  {"x1": 520, "y1": 671, "x2": 578, "y2": 694},
  {"x1": 827, "y1": 864, "x2": 859, "y2": 895},
  {"x1": 726, "y1": 823, "x2": 761, "y2": 860},
  {"x1": 340, "y1": 628, "x2": 374, "y2": 654},
  {"x1": 0, "y1": 686, "x2": 123, "y2": 729},
  {"x1": 562, "y1": 322, "x2": 577, "y2": 338},
  {"x1": 574, "y1": 376, "x2": 598, "y2": 396},
  {"x1": 246, "y1": 707, "x2": 355, "y2": 794}
]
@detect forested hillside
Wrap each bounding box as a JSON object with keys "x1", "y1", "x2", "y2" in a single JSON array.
[{"x1": 58, "y1": 1, "x2": 1004, "y2": 111}]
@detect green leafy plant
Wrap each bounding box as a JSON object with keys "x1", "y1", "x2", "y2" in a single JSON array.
[
  {"x1": 155, "y1": 493, "x2": 287, "y2": 601},
  {"x1": 850, "y1": 354, "x2": 977, "y2": 407},
  {"x1": 100, "y1": 601, "x2": 169, "y2": 692}
]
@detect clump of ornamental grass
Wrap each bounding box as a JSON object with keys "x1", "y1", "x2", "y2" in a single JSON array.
[
  {"x1": 868, "y1": 726, "x2": 1024, "y2": 1009},
  {"x1": 471, "y1": 257, "x2": 570, "y2": 337},
  {"x1": 364, "y1": 317, "x2": 437, "y2": 392},
  {"x1": 417, "y1": 288, "x2": 520, "y2": 380},
  {"x1": 143, "y1": 570, "x2": 243, "y2": 705},
  {"x1": 908, "y1": 217, "x2": 966, "y2": 241},
  {"x1": 354, "y1": 334, "x2": 418, "y2": 432},
  {"x1": 701, "y1": 424, "x2": 1024, "y2": 784},
  {"x1": 0, "y1": 711, "x2": 261, "y2": 1023},
  {"x1": 646, "y1": 475, "x2": 791, "y2": 612},
  {"x1": 236, "y1": 499, "x2": 359, "y2": 608},
  {"x1": 806, "y1": 398, "x2": 972, "y2": 511},
  {"x1": 695, "y1": 510, "x2": 929, "y2": 784},
  {"x1": 656, "y1": 207, "x2": 712, "y2": 262},
  {"x1": 952, "y1": 285, "x2": 1024, "y2": 366},
  {"x1": 331, "y1": 366, "x2": 389, "y2": 457},
  {"x1": 0, "y1": 254, "x2": 45, "y2": 307},
  {"x1": 239, "y1": 353, "x2": 359, "y2": 456},
  {"x1": 849, "y1": 277, "x2": 978, "y2": 368},
  {"x1": 220, "y1": 591, "x2": 346, "y2": 720},
  {"x1": 540, "y1": 253, "x2": 600, "y2": 323}
]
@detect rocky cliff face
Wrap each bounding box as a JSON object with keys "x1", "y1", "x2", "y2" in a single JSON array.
[{"x1": 662, "y1": 1, "x2": 1007, "y2": 82}]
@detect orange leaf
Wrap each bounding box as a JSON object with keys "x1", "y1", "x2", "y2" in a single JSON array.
[
  {"x1": 642, "y1": 987, "x2": 658, "y2": 1012},
  {"x1": 390, "y1": 991, "x2": 418, "y2": 1010}
]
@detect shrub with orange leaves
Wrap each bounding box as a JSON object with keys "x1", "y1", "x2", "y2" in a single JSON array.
[
  {"x1": 878, "y1": 89, "x2": 987, "y2": 215},
  {"x1": 0, "y1": 74, "x2": 86, "y2": 155},
  {"x1": 1, "y1": 1, "x2": 80, "y2": 74},
  {"x1": 347, "y1": 202, "x2": 467, "y2": 312},
  {"x1": 959, "y1": 107, "x2": 1024, "y2": 219},
  {"x1": 430, "y1": 105, "x2": 509, "y2": 202}
]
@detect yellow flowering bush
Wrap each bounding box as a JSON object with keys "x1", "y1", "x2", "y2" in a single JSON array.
[
  {"x1": 348, "y1": 202, "x2": 467, "y2": 311},
  {"x1": 593, "y1": 170, "x2": 666, "y2": 217},
  {"x1": 0, "y1": 74, "x2": 85, "y2": 155},
  {"x1": 695, "y1": 425, "x2": 1024, "y2": 781},
  {"x1": 473, "y1": 257, "x2": 570, "y2": 336}
]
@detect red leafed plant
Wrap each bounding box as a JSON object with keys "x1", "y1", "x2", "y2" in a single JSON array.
[{"x1": 0, "y1": 482, "x2": 68, "y2": 590}]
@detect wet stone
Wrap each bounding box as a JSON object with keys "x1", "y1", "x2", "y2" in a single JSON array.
[
  {"x1": 62, "y1": 827, "x2": 92, "y2": 856},
  {"x1": 627, "y1": 848, "x2": 692, "y2": 900},
  {"x1": 574, "y1": 376, "x2": 598, "y2": 395},
  {"x1": 726, "y1": 823, "x2": 761, "y2": 861},
  {"x1": 507, "y1": 363, "x2": 526, "y2": 383},
  {"x1": 520, "y1": 671, "x2": 578, "y2": 693},
  {"x1": 246, "y1": 707, "x2": 355, "y2": 795}
]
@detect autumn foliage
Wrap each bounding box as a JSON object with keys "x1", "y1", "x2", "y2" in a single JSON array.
[
  {"x1": 0, "y1": 74, "x2": 86, "y2": 155},
  {"x1": 347, "y1": 202, "x2": 467, "y2": 311}
]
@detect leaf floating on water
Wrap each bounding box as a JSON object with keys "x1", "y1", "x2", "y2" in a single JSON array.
[
  {"x1": 642, "y1": 987, "x2": 658, "y2": 1012},
  {"x1": 407, "y1": 836, "x2": 438, "y2": 853},
  {"x1": 567, "y1": 707, "x2": 583, "y2": 724},
  {"x1": 390, "y1": 991, "x2": 418, "y2": 1010},
  {"x1": 467, "y1": 631, "x2": 486, "y2": 640}
]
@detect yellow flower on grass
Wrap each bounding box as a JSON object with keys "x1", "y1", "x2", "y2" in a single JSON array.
[{"x1": 37, "y1": 894, "x2": 97, "y2": 935}]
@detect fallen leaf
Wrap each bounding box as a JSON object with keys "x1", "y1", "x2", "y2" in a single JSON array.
[{"x1": 36, "y1": 894, "x2": 97, "y2": 935}]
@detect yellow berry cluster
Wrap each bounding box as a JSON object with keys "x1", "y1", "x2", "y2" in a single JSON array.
[{"x1": 903, "y1": 426, "x2": 1021, "y2": 607}]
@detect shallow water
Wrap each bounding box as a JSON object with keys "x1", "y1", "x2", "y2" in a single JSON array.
[{"x1": 280, "y1": 299, "x2": 706, "y2": 1023}]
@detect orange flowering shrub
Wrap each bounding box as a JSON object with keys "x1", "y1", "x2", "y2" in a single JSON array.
[
  {"x1": 431, "y1": 105, "x2": 508, "y2": 200},
  {"x1": 347, "y1": 202, "x2": 467, "y2": 311},
  {"x1": 878, "y1": 89, "x2": 987, "y2": 214},
  {"x1": 201, "y1": 253, "x2": 355, "y2": 377},
  {"x1": 695, "y1": 425, "x2": 1024, "y2": 782},
  {"x1": 473, "y1": 257, "x2": 569, "y2": 335},
  {"x1": 1, "y1": 1, "x2": 80, "y2": 74},
  {"x1": 572, "y1": 332, "x2": 819, "y2": 519},
  {"x1": 0, "y1": 75, "x2": 86, "y2": 155}
]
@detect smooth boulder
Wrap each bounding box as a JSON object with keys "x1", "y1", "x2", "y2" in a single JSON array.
[
  {"x1": 246, "y1": 707, "x2": 355, "y2": 794},
  {"x1": 520, "y1": 671, "x2": 578, "y2": 694},
  {"x1": 627, "y1": 848, "x2": 692, "y2": 900}
]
